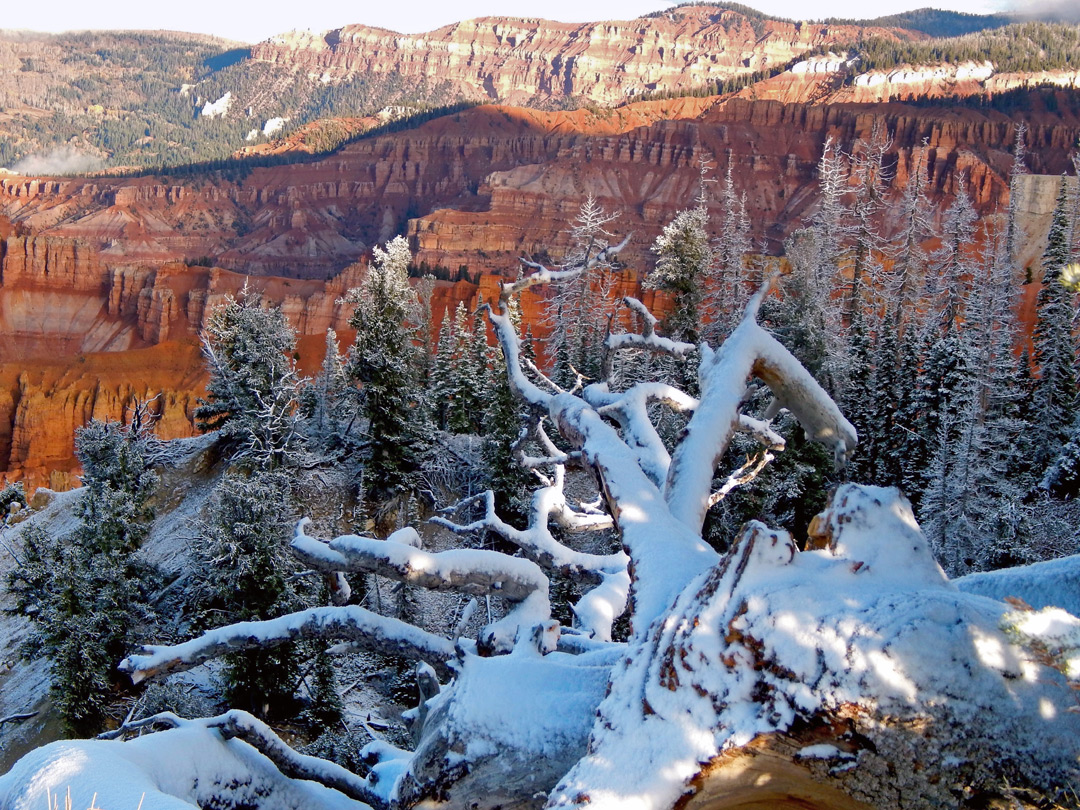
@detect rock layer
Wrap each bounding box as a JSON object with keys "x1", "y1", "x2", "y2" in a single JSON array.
[
  {"x1": 2, "y1": 93, "x2": 1079, "y2": 489},
  {"x1": 250, "y1": 7, "x2": 921, "y2": 107}
]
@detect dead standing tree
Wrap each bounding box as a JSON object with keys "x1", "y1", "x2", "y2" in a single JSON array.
[{"x1": 35, "y1": 239, "x2": 1077, "y2": 810}]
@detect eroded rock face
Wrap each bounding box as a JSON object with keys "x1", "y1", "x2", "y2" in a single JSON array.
[
  {"x1": 2, "y1": 93, "x2": 1079, "y2": 488},
  {"x1": 249, "y1": 7, "x2": 921, "y2": 107},
  {"x1": 5, "y1": 96, "x2": 1077, "y2": 282}
]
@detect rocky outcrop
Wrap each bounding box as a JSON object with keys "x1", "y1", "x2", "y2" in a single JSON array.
[
  {"x1": 249, "y1": 6, "x2": 922, "y2": 106},
  {"x1": 5, "y1": 95, "x2": 1079, "y2": 283}
]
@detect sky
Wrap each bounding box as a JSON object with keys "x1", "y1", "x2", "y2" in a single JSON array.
[{"x1": 0, "y1": 0, "x2": 1029, "y2": 44}]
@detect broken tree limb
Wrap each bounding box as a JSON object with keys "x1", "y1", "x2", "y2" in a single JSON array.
[
  {"x1": 292, "y1": 520, "x2": 548, "y2": 603},
  {"x1": 120, "y1": 605, "x2": 459, "y2": 683},
  {"x1": 99, "y1": 710, "x2": 387, "y2": 809}
]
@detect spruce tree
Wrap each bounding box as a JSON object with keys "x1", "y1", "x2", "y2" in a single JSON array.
[
  {"x1": 429, "y1": 309, "x2": 456, "y2": 431},
  {"x1": 646, "y1": 206, "x2": 711, "y2": 345},
  {"x1": 347, "y1": 236, "x2": 429, "y2": 507},
  {"x1": 705, "y1": 159, "x2": 752, "y2": 344},
  {"x1": 190, "y1": 470, "x2": 308, "y2": 717},
  {"x1": 1030, "y1": 178, "x2": 1077, "y2": 475},
  {"x1": 195, "y1": 289, "x2": 303, "y2": 468},
  {"x1": 7, "y1": 419, "x2": 159, "y2": 735},
  {"x1": 543, "y1": 197, "x2": 618, "y2": 386},
  {"x1": 300, "y1": 328, "x2": 360, "y2": 460}
]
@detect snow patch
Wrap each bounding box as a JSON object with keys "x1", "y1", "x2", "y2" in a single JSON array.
[
  {"x1": 201, "y1": 92, "x2": 233, "y2": 118},
  {"x1": 0, "y1": 725, "x2": 364, "y2": 809},
  {"x1": 957, "y1": 554, "x2": 1080, "y2": 617},
  {"x1": 263, "y1": 117, "x2": 289, "y2": 136}
]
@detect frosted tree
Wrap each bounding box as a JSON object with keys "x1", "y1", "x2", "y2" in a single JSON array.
[
  {"x1": 346, "y1": 236, "x2": 430, "y2": 511},
  {"x1": 299, "y1": 328, "x2": 361, "y2": 460},
  {"x1": 1005, "y1": 122, "x2": 1029, "y2": 265},
  {"x1": 704, "y1": 158, "x2": 752, "y2": 343},
  {"x1": 929, "y1": 175, "x2": 978, "y2": 325},
  {"x1": 195, "y1": 289, "x2": 304, "y2": 469},
  {"x1": 188, "y1": 470, "x2": 312, "y2": 717},
  {"x1": 847, "y1": 121, "x2": 891, "y2": 316},
  {"x1": 7, "y1": 416, "x2": 159, "y2": 734},
  {"x1": 1030, "y1": 178, "x2": 1078, "y2": 474},
  {"x1": 887, "y1": 143, "x2": 934, "y2": 318},
  {"x1": 544, "y1": 196, "x2": 619, "y2": 387},
  {"x1": 645, "y1": 205, "x2": 711, "y2": 344},
  {"x1": 795, "y1": 137, "x2": 854, "y2": 395},
  {"x1": 437, "y1": 301, "x2": 485, "y2": 434}
]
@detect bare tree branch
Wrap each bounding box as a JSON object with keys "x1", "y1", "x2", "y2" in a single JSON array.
[
  {"x1": 99, "y1": 710, "x2": 387, "y2": 809},
  {"x1": 292, "y1": 521, "x2": 548, "y2": 603},
  {"x1": 120, "y1": 605, "x2": 459, "y2": 683}
]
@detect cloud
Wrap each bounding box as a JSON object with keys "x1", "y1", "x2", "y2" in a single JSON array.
[
  {"x1": 8, "y1": 146, "x2": 104, "y2": 176},
  {"x1": 1005, "y1": 0, "x2": 1080, "y2": 23}
]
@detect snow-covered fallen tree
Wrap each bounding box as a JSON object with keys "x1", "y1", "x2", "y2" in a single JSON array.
[{"x1": 3, "y1": 245, "x2": 1079, "y2": 810}]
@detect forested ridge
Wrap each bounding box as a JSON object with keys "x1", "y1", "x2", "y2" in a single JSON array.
[{"x1": 3, "y1": 8, "x2": 1080, "y2": 173}]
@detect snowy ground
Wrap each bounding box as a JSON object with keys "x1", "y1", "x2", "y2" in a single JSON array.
[{"x1": 957, "y1": 553, "x2": 1080, "y2": 616}]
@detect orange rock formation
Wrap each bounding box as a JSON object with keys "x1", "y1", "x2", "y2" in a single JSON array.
[{"x1": 2, "y1": 92, "x2": 1079, "y2": 489}]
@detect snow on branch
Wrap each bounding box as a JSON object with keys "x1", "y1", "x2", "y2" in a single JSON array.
[
  {"x1": 292, "y1": 520, "x2": 548, "y2": 602},
  {"x1": 604, "y1": 297, "x2": 697, "y2": 359},
  {"x1": 510, "y1": 235, "x2": 632, "y2": 297},
  {"x1": 120, "y1": 605, "x2": 459, "y2": 683},
  {"x1": 664, "y1": 283, "x2": 856, "y2": 532},
  {"x1": 432, "y1": 487, "x2": 626, "y2": 585},
  {"x1": 98, "y1": 710, "x2": 385, "y2": 808}
]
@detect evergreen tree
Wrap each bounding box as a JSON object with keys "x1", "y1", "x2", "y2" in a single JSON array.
[
  {"x1": 346, "y1": 236, "x2": 429, "y2": 507},
  {"x1": 1030, "y1": 178, "x2": 1078, "y2": 474},
  {"x1": 887, "y1": 144, "x2": 933, "y2": 319},
  {"x1": 847, "y1": 121, "x2": 891, "y2": 318},
  {"x1": 928, "y1": 176, "x2": 978, "y2": 325},
  {"x1": 482, "y1": 296, "x2": 535, "y2": 525},
  {"x1": 429, "y1": 309, "x2": 456, "y2": 431},
  {"x1": 190, "y1": 470, "x2": 308, "y2": 717},
  {"x1": 1006, "y1": 122, "x2": 1028, "y2": 266},
  {"x1": 705, "y1": 159, "x2": 753, "y2": 344},
  {"x1": 195, "y1": 289, "x2": 304, "y2": 468},
  {"x1": 646, "y1": 206, "x2": 711, "y2": 344},
  {"x1": 7, "y1": 418, "x2": 159, "y2": 734},
  {"x1": 299, "y1": 328, "x2": 360, "y2": 460},
  {"x1": 544, "y1": 197, "x2": 618, "y2": 387}
]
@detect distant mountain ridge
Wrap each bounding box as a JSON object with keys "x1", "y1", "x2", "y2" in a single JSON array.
[
  {"x1": 0, "y1": 5, "x2": 930, "y2": 170},
  {"x1": 0, "y1": 5, "x2": 1077, "y2": 173}
]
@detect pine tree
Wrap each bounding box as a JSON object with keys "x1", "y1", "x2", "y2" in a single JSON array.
[
  {"x1": 195, "y1": 289, "x2": 303, "y2": 468},
  {"x1": 887, "y1": 145, "x2": 933, "y2": 320},
  {"x1": 7, "y1": 419, "x2": 159, "y2": 734},
  {"x1": 346, "y1": 236, "x2": 430, "y2": 507},
  {"x1": 705, "y1": 158, "x2": 752, "y2": 344},
  {"x1": 848, "y1": 121, "x2": 891, "y2": 318},
  {"x1": 1030, "y1": 178, "x2": 1078, "y2": 475},
  {"x1": 300, "y1": 328, "x2": 360, "y2": 460},
  {"x1": 429, "y1": 309, "x2": 456, "y2": 431},
  {"x1": 646, "y1": 206, "x2": 711, "y2": 344},
  {"x1": 482, "y1": 296, "x2": 535, "y2": 525},
  {"x1": 190, "y1": 470, "x2": 308, "y2": 717},
  {"x1": 929, "y1": 176, "x2": 978, "y2": 325},
  {"x1": 544, "y1": 197, "x2": 618, "y2": 386}
]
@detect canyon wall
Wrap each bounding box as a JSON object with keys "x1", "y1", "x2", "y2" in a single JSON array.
[
  {"x1": 249, "y1": 6, "x2": 921, "y2": 106},
  {"x1": 5, "y1": 96, "x2": 1076, "y2": 282},
  {"x1": 2, "y1": 93, "x2": 1079, "y2": 489}
]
